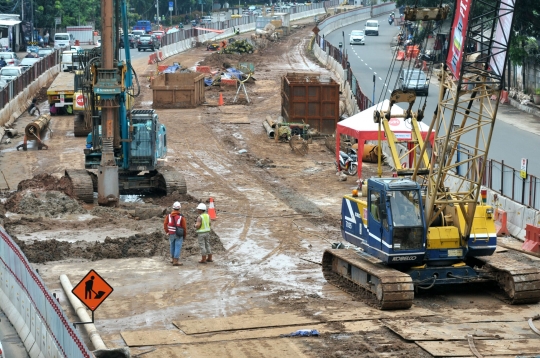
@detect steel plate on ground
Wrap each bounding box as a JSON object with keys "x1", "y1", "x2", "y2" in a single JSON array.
[
  {"x1": 382, "y1": 319, "x2": 537, "y2": 341},
  {"x1": 416, "y1": 339, "x2": 540, "y2": 357},
  {"x1": 142, "y1": 338, "x2": 308, "y2": 358},
  {"x1": 173, "y1": 313, "x2": 319, "y2": 334}
]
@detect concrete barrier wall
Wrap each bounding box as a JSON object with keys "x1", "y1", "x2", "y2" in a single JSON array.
[
  {"x1": 0, "y1": 227, "x2": 92, "y2": 357},
  {"x1": 0, "y1": 65, "x2": 60, "y2": 140}
]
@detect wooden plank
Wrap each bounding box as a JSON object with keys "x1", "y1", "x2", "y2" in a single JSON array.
[
  {"x1": 143, "y1": 339, "x2": 308, "y2": 358},
  {"x1": 382, "y1": 319, "x2": 536, "y2": 341},
  {"x1": 416, "y1": 339, "x2": 540, "y2": 357},
  {"x1": 122, "y1": 321, "x2": 384, "y2": 347},
  {"x1": 429, "y1": 306, "x2": 540, "y2": 324},
  {"x1": 220, "y1": 114, "x2": 250, "y2": 124},
  {"x1": 318, "y1": 306, "x2": 434, "y2": 322},
  {"x1": 173, "y1": 313, "x2": 319, "y2": 335}
]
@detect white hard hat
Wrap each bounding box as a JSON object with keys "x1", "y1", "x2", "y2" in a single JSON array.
[
  {"x1": 197, "y1": 203, "x2": 207, "y2": 211},
  {"x1": 173, "y1": 201, "x2": 181, "y2": 209}
]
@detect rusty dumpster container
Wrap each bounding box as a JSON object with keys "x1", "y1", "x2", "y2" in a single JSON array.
[
  {"x1": 151, "y1": 72, "x2": 206, "y2": 108},
  {"x1": 281, "y1": 72, "x2": 339, "y2": 134}
]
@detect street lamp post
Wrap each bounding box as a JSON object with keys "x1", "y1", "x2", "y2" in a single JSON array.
[{"x1": 156, "y1": 0, "x2": 160, "y2": 26}]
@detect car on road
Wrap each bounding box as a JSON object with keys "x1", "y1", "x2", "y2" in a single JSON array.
[
  {"x1": 0, "y1": 66, "x2": 23, "y2": 81},
  {"x1": 399, "y1": 69, "x2": 429, "y2": 96},
  {"x1": 365, "y1": 20, "x2": 379, "y2": 36},
  {"x1": 349, "y1": 30, "x2": 365, "y2": 45},
  {"x1": 137, "y1": 34, "x2": 160, "y2": 51},
  {"x1": 152, "y1": 30, "x2": 165, "y2": 41},
  {"x1": 0, "y1": 52, "x2": 19, "y2": 66},
  {"x1": 132, "y1": 29, "x2": 146, "y2": 41},
  {"x1": 120, "y1": 33, "x2": 136, "y2": 48},
  {"x1": 19, "y1": 57, "x2": 41, "y2": 72},
  {"x1": 38, "y1": 48, "x2": 55, "y2": 57}
]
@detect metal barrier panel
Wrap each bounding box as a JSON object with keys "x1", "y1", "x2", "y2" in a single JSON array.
[{"x1": 0, "y1": 227, "x2": 92, "y2": 357}]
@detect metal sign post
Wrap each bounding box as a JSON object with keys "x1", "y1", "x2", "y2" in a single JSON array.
[{"x1": 169, "y1": 1, "x2": 173, "y2": 25}]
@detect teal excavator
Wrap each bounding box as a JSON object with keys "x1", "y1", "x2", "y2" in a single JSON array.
[{"x1": 66, "y1": 0, "x2": 186, "y2": 205}]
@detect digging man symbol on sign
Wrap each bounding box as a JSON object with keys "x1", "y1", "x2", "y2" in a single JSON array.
[{"x1": 72, "y1": 269, "x2": 114, "y2": 311}]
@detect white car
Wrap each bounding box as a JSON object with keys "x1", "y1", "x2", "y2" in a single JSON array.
[
  {"x1": 349, "y1": 30, "x2": 365, "y2": 45},
  {"x1": 0, "y1": 66, "x2": 23, "y2": 81},
  {"x1": 19, "y1": 57, "x2": 41, "y2": 72}
]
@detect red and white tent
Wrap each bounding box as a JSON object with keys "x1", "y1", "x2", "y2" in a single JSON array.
[{"x1": 336, "y1": 100, "x2": 434, "y2": 178}]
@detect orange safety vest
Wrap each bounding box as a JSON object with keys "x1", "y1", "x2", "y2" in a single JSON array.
[{"x1": 167, "y1": 214, "x2": 183, "y2": 235}]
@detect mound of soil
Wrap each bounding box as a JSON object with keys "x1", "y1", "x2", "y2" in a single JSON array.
[
  {"x1": 6, "y1": 190, "x2": 86, "y2": 217},
  {"x1": 17, "y1": 173, "x2": 74, "y2": 195}
]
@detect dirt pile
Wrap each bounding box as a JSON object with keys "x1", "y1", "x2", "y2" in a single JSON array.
[{"x1": 6, "y1": 190, "x2": 86, "y2": 217}]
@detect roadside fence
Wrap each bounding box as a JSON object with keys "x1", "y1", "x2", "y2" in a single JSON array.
[
  {"x1": 0, "y1": 226, "x2": 92, "y2": 357},
  {"x1": 0, "y1": 51, "x2": 61, "y2": 110}
]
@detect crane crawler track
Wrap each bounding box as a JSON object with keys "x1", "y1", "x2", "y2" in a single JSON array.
[
  {"x1": 157, "y1": 166, "x2": 187, "y2": 195},
  {"x1": 65, "y1": 169, "x2": 94, "y2": 203},
  {"x1": 477, "y1": 253, "x2": 540, "y2": 305},
  {"x1": 322, "y1": 249, "x2": 414, "y2": 310}
]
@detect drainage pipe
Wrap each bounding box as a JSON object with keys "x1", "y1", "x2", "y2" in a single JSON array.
[
  {"x1": 59, "y1": 274, "x2": 107, "y2": 351},
  {"x1": 262, "y1": 119, "x2": 275, "y2": 138}
]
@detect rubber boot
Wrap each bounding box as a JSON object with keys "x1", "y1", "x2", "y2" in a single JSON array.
[
  {"x1": 199, "y1": 255, "x2": 207, "y2": 264},
  {"x1": 206, "y1": 254, "x2": 213, "y2": 262}
]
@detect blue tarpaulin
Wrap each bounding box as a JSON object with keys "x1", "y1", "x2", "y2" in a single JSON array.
[
  {"x1": 280, "y1": 329, "x2": 319, "y2": 337},
  {"x1": 162, "y1": 64, "x2": 180, "y2": 73}
]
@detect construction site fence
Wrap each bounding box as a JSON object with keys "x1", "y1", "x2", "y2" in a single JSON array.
[
  {"x1": 0, "y1": 226, "x2": 92, "y2": 357},
  {"x1": 160, "y1": 1, "x2": 336, "y2": 47},
  {"x1": 0, "y1": 50, "x2": 61, "y2": 111},
  {"x1": 483, "y1": 159, "x2": 540, "y2": 211}
]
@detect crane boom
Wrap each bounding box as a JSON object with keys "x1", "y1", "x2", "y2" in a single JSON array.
[{"x1": 423, "y1": 0, "x2": 517, "y2": 238}]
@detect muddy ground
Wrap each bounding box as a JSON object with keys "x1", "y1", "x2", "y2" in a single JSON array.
[{"x1": 0, "y1": 19, "x2": 539, "y2": 358}]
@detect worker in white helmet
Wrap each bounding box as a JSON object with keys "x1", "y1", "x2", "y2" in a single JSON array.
[
  {"x1": 195, "y1": 203, "x2": 212, "y2": 263},
  {"x1": 163, "y1": 201, "x2": 186, "y2": 266}
]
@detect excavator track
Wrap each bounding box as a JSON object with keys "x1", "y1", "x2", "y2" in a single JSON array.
[
  {"x1": 65, "y1": 169, "x2": 94, "y2": 203},
  {"x1": 73, "y1": 114, "x2": 91, "y2": 137},
  {"x1": 157, "y1": 166, "x2": 187, "y2": 195},
  {"x1": 476, "y1": 252, "x2": 540, "y2": 305},
  {"x1": 322, "y1": 249, "x2": 414, "y2": 310}
]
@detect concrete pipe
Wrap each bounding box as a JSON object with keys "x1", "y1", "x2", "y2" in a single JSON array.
[
  {"x1": 24, "y1": 114, "x2": 51, "y2": 140},
  {"x1": 262, "y1": 120, "x2": 275, "y2": 138},
  {"x1": 5, "y1": 128, "x2": 18, "y2": 138}
]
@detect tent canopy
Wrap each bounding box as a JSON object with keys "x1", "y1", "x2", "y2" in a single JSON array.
[{"x1": 336, "y1": 100, "x2": 433, "y2": 178}]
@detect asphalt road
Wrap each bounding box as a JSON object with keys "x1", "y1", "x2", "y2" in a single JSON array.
[{"x1": 326, "y1": 15, "x2": 540, "y2": 176}]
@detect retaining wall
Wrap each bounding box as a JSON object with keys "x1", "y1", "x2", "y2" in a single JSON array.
[
  {"x1": 0, "y1": 65, "x2": 60, "y2": 146},
  {"x1": 0, "y1": 226, "x2": 92, "y2": 357}
]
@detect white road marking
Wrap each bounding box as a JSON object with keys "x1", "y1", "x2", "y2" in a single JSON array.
[
  {"x1": 369, "y1": 67, "x2": 372, "y2": 70},
  {"x1": 379, "y1": 77, "x2": 382, "y2": 81}
]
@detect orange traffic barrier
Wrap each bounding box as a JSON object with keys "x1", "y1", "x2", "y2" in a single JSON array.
[
  {"x1": 522, "y1": 224, "x2": 540, "y2": 253},
  {"x1": 196, "y1": 66, "x2": 212, "y2": 74},
  {"x1": 221, "y1": 79, "x2": 237, "y2": 86},
  {"x1": 218, "y1": 93, "x2": 224, "y2": 106},
  {"x1": 208, "y1": 198, "x2": 218, "y2": 220},
  {"x1": 396, "y1": 51, "x2": 405, "y2": 61},
  {"x1": 148, "y1": 53, "x2": 157, "y2": 64},
  {"x1": 500, "y1": 90, "x2": 509, "y2": 104},
  {"x1": 494, "y1": 208, "x2": 509, "y2": 237},
  {"x1": 157, "y1": 65, "x2": 168, "y2": 72}
]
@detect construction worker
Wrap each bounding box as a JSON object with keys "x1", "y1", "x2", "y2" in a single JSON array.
[
  {"x1": 195, "y1": 203, "x2": 212, "y2": 263},
  {"x1": 163, "y1": 201, "x2": 187, "y2": 266}
]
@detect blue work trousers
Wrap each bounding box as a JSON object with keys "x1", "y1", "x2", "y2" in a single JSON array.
[{"x1": 169, "y1": 234, "x2": 184, "y2": 259}]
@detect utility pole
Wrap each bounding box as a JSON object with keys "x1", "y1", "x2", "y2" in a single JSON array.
[{"x1": 156, "y1": 0, "x2": 160, "y2": 26}]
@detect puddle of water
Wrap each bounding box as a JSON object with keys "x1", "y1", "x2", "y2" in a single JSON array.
[{"x1": 120, "y1": 194, "x2": 144, "y2": 203}]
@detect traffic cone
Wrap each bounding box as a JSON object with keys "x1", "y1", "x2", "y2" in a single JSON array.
[
  {"x1": 208, "y1": 198, "x2": 218, "y2": 220},
  {"x1": 218, "y1": 93, "x2": 224, "y2": 106}
]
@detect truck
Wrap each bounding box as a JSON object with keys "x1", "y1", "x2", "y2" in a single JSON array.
[
  {"x1": 323, "y1": 1, "x2": 540, "y2": 309},
  {"x1": 133, "y1": 20, "x2": 152, "y2": 33},
  {"x1": 47, "y1": 72, "x2": 75, "y2": 115},
  {"x1": 66, "y1": 0, "x2": 186, "y2": 205}
]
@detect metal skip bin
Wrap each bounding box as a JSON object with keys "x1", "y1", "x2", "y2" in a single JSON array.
[
  {"x1": 281, "y1": 72, "x2": 339, "y2": 135},
  {"x1": 151, "y1": 72, "x2": 206, "y2": 108}
]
